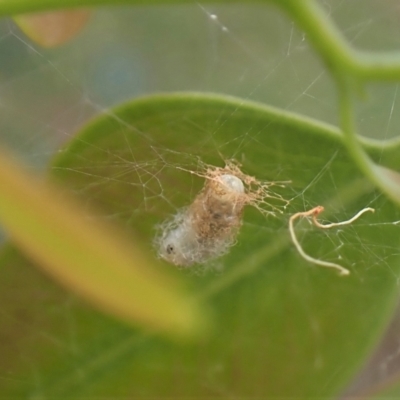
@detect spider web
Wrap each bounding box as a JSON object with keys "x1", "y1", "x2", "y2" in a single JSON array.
[{"x1": 0, "y1": 0, "x2": 400, "y2": 397}]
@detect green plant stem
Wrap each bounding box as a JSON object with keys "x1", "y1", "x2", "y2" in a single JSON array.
[
  {"x1": 337, "y1": 80, "x2": 376, "y2": 182},
  {"x1": 339, "y1": 78, "x2": 400, "y2": 204},
  {"x1": 356, "y1": 51, "x2": 400, "y2": 81},
  {"x1": 277, "y1": 0, "x2": 355, "y2": 76},
  {"x1": 280, "y1": 0, "x2": 400, "y2": 81}
]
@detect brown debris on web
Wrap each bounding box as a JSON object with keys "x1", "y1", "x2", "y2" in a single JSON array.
[
  {"x1": 204, "y1": 160, "x2": 290, "y2": 217},
  {"x1": 155, "y1": 159, "x2": 290, "y2": 268}
]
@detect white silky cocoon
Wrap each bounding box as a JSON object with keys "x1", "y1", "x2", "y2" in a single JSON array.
[{"x1": 156, "y1": 174, "x2": 245, "y2": 267}]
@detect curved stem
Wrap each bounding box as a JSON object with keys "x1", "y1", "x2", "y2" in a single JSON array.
[
  {"x1": 337, "y1": 81, "x2": 373, "y2": 176},
  {"x1": 281, "y1": 0, "x2": 400, "y2": 81},
  {"x1": 278, "y1": 0, "x2": 356, "y2": 75},
  {"x1": 338, "y1": 79, "x2": 400, "y2": 205}
]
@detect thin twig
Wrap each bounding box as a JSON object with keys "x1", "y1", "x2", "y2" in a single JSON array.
[{"x1": 289, "y1": 206, "x2": 375, "y2": 276}]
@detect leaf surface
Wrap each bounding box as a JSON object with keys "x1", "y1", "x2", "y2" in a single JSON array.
[{"x1": 1, "y1": 93, "x2": 400, "y2": 398}]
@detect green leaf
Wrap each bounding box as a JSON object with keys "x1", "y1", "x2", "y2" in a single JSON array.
[{"x1": 1, "y1": 92, "x2": 399, "y2": 398}]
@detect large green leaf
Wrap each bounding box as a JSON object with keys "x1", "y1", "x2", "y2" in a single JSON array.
[{"x1": 1, "y1": 93, "x2": 399, "y2": 398}]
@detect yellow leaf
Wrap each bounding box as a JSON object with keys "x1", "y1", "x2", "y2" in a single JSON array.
[{"x1": 0, "y1": 148, "x2": 207, "y2": 339}]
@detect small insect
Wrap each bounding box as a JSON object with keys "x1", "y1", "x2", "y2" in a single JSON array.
[{"x1": 155, "y1": 161, "x2": 287, "y2": 267}]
